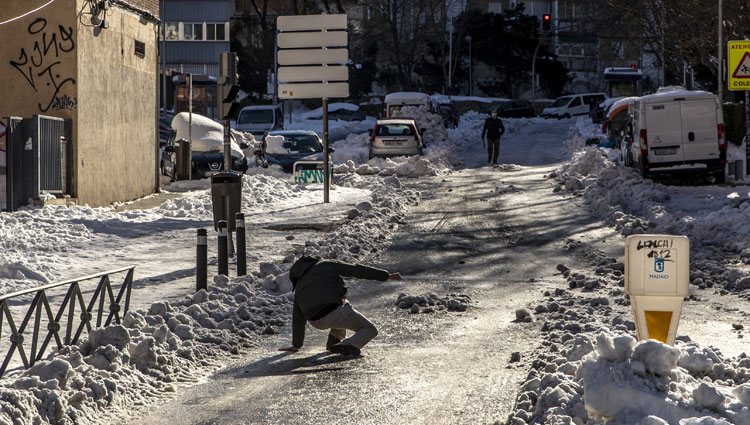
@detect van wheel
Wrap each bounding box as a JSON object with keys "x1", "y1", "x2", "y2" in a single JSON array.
[
  {"x1": 417, "y1": 147, "x2": 424, "y2": 156},
  {"x1": 638, "y1": 160, "x2": 650, "y2": 180},
  {"x1": 713, "y1": 171, "x2": 726, "y2": 184}
]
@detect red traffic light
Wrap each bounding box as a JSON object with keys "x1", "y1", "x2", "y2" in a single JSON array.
[
  {"x1": 542, "y1": 13, "x2": 552, "y2": 31},
  {"x1": 630, "y1": 64, "x2": 637, "y2": 69}
]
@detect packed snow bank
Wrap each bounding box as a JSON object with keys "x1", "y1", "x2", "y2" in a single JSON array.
[
  {"x1": 0, "y1": 173, "x2": 418, "y2": 424},
  {"x1": 553, "y1": 120, "x2": 750, "y2": 294},
  {"x1": 300, "y1": 103, "x2": 359, "y2": 120},
  {"x1": 506, "y1": 256, "x2": 750, "y2": 425}
]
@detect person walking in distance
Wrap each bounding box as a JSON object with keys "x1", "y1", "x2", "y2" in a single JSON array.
[
  {"x1": 481, "y1": 111, "x2": 506, "y2": 164},
  {"x1": 279, "y1": 256, "x2": 402, "y2": 357}
]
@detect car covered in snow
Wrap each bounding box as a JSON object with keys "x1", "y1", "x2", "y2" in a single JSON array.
[
  {"x1": 301, "y1": 103, "x2": 366, "y2": 122},
  {"x1": 161, "y1": 112, "x2": 249, "y2": 179},
  {"x1": 368, "y1": 118, "x2": 425, "y2": 159},
  {"x1": 383, "y1": 92, "x2": 432, "y2": 117},
  {"x1": 254, "y1": 130, "x2": 328, "y2": 172}
]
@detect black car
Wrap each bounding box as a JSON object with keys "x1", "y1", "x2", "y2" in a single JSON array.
[
  {"x1": 161, "y1": 130, "x2": 249, "y2": 180},
  {"x1": 495, "y1": 100, "x2": 536, "y2": 118},
  {"x1": 436, "y1": 103, "x2": 458, "y2": 128},
  {"x1": 254, "y1": 130, "x2": 330, "y2": 173}
]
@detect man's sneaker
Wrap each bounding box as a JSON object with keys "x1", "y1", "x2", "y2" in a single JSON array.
[
  {"x1": 330, "y1": 343, "x2": 361, "y2": 357},
  {"x1": 326, "y1": 334, "x2": 342, "y2": 351}
]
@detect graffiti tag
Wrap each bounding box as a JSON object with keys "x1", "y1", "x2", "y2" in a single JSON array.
[{"x1": 9, "y1": 17, "x2": 77, "y2": 112}]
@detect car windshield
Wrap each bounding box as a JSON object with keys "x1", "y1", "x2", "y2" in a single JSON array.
[
  {"x1": 550, "y1": 97, "x2": 573, "y2": 108},
  {"x1": 269, "y1": 134, "x2": 322, "y2": 154},
  {"x1": 377, "y1": 124, "x2": 414, "y2": 136},
  {"x1": 388, "y1": 104, "x2": 424, "y2": 115},
  {"x1": 238, "y1": 109, "x2": 274, "y2": 125}
]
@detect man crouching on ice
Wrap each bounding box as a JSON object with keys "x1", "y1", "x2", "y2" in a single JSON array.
[{"x1": 278, "y1": 256, "x2": 402, "y2": 357}]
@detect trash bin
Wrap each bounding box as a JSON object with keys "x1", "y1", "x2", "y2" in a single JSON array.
[
  {"x1": 210, "y1": 171, "x2": 242, "y2": 231},
  {"x1": 176, "y1": 138, "x2": 191, "y2": 180}
]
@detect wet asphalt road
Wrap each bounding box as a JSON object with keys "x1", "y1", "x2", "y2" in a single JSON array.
[{"x1": 124, "y1": 119, "x2": 623, "y2": 425}]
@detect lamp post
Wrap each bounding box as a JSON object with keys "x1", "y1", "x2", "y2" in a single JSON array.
[
  {"x1": 465, "y1": 35, "x2": 473, "y2": 96},
  {"x1": 718, "y1": 0, "x2": 723, "y2": 105}
]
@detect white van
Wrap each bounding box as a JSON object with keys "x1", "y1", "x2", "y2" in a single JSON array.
[
  {"x1": 628, "y1": 88, "x2": 726, "y2": 181},
  {"x1": 542, "y1": 93, "x2": 606, "y2": 119},
  {"x1": 383, "y1": 92, "x2": 431, "y2": 117},
  {"x1": 235, "y1": 105, "x2": 283, "y2": 137}
]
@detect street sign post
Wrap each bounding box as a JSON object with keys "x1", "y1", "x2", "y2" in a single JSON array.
[
  {"x1": 277, "y1": 14, "x2": 349, "y2": 203},
  {"x1": 728, "y1": 41, "x2": 750, "y2": 176},
  {"x1": 624, "y1": 235, "x2": 690, "y2": 346}
]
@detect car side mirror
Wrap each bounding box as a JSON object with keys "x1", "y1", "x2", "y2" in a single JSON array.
[
  {"x1": 239, "y1": 141, "x2": 249, "y2": 149},
  {"x1": 164, "y1": 145, "x2": 176, "y2": 153},
  {"x1": 328, "y1": 147, "x2": 336, "y2": 153},
  {"x1": 419, "y1": 128, "x2": 426, "y2": 135}
]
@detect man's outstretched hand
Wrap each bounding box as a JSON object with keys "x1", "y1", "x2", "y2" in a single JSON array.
[
  {"x1": 278, "y1": 346, "x2": 300, "y2": 352},
  {"x1": 388, "y1": 272, "x2": 402, "y2": 281}
]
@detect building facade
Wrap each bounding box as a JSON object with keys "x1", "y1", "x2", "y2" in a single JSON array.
[{"x1": 0, "y1": 0, "x2": 160, "y2": 207}]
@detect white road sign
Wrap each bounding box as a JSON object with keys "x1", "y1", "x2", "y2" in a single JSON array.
[
  {"x1": 277, "y1": 14, "x2": 347, "y2": 31},
  {"x1": 279, "y1": 82, "x2": 349, "y2": 99},
  {"x1": 278, "y1": 66, "x2": 348, "y2": 83},
  {"x1": 277, "y1": 48, "x2": 348, "y2": 66},
  {"x1": 278, "y1": 31, "x2": 347, "y2": 49}
]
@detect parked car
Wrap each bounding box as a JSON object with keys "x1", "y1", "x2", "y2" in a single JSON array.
[
  {"x1": 435, "y1": 102, "x2": 458, "y2": 128},
  {"x1": 161, "y1": 112, "x2": 249, "y2": 180},
  {"x1": 254, "y1": 130, "x2": 329, "y2": 172},
  {"x1": 590, "y1": 97, "x2": 624, "y2": 124},
  {"x1": 627, "y1": 87, "x2": 725, "y2": 182},
  {"x1": 383, "y1": 92, "x2": 431, "y2": 117},
  {"x1": 234, "y1": 104, "x2": 283, "y2": 137},
  {"x1": 542, "y1": 93, "x2": 607, "y2": 119},
  {"x1": 369, "y1": 118, "x2": 425, "y2": 158},
  {"x1": 602, "y1": 97, "x2": 638, "y2": 139},
  {"x1": 495, "y1": 100, "x2": 536, "y2": 118},
  {"x1": 301, "y1": 103, "x2": 366, "y2": 122}
]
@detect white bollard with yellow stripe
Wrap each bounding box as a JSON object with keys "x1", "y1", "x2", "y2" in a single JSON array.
[{"x1": 624, "y1": 235, "x2": 689, "y2": 346}]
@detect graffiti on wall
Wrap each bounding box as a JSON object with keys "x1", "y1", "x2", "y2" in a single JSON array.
[{"x1": 9, "y1": 17, "x2": 77, "y2": 112}]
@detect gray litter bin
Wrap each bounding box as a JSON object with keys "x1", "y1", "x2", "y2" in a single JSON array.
[
  {"x1": 211, "y1": 171, "x2": 242, "y2": 231},
  {"x1": 176, "y1": 138, "x2": 191, "y2": 180}
]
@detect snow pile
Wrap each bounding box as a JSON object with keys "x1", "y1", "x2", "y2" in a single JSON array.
[
  {"x1": 300, "y1": 102, "x2": 359, "y2": 120},
  {"x1": 0, "y1": 275, "x2": 292, "y2": 424},
  {"x1": 157, "y1": 174, "x2": 304, "y2": 219},
  {"x1": 395, "y1": 292, "x2": 472, "y2": 313},
  {"x1": 505, "y1": 246, "x2": 750, "y2": 425},
  {"x1": 331, "y1": 133, "x2": 370, "y2": 165}
]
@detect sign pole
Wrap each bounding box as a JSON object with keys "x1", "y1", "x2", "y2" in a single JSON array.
[
  {"x1": 323, "y1": 97, "x2": 330, "y2": 203},
  {"x1": 188, "y1": 74, "x2": 193, "y2": 180}
]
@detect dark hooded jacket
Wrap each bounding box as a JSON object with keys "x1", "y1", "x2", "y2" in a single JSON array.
[{"x1": 289, "y1": 256, "x2": 389, "y2": 348}]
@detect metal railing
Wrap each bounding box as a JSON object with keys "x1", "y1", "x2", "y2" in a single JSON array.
[{"x1": 0, "y1": 266, "x2": 135, "y2": 378}]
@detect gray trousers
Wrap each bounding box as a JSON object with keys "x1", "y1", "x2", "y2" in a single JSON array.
[{"x1": 309, "y1": 301, "x2": 378, "y2": 349}]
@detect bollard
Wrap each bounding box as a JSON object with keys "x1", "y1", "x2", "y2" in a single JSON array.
[
  {"x1": 217, "y1": 220, "x2": 229, "y2": 276},
  {"x1": 236, "y1": 213, "x2": 247, "y2": 276},
  {"x1": 196, "y1": 228, "x2": 208, "y2": 292}
]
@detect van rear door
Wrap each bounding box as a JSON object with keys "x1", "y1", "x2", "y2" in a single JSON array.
[
  {"x1": 680, "y1": 100, "x2": 718, "y2": 163},
  {"x1": 646, "y1": 102, "x2": 684, "y2": 164}
]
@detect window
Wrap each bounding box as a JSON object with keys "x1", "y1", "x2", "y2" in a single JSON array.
[
  {"x1": 569, "y1": 97, "x2": 581, "y2": 107},
  {"x1": 238, "y1": 109, "x2": 274, "y2": 125},
  {"x1": 183, "y1": 23, "x2": 203, "y2": 40},
  {"x1": 165, "y1": 22, "x2": 179, "y2": 40},
  {"x1": 377, "y1": 124, "x2": 414, "y2": 136},
  {"x1": 206, "y1": 23, "x2": 227, "y2": 41},
  {"x1": 134, "y1": 40, "x2": 145, "y2": 58},
  {"x1": 488, "y1": 2, "x2": 503, "y2": 13}
]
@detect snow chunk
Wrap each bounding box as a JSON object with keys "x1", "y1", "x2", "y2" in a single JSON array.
[
  {"x1": 632, "y1": 340, "x2": 681, "y2": 376},
  {"x1": 692, "y1": 382, "x2": 725, "y2": 410},
  {"x1": 595, "y1": 332, "x2": 636, "y2": 363}
]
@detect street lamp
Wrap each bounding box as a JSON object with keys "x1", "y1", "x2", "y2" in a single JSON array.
[{"x1": 465, "y1": 35, "x2": 473, "y2": 97}]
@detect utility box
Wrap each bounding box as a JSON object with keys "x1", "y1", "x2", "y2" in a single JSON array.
[
  {"x1": 624, "y1": 235, "x2": 690, "y2": 346},
  {"x1": 210, "y1": 171, "x2": 242, "y2": 231},
  {"x1": 175, "y1": 138, "x2": 191, "y2": 181}
]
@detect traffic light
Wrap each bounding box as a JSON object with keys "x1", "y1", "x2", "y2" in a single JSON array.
[
  {"x1": 219, "y1": 84, "x2": 241, "y2": 121},
  {"x1": 542, "y1": 13, "x2": 552, "y2": 32},
  {"x1": 630, "y1": 64, "x2": 637, "y2": 69},
  {"x1": 218, "y1": 52, "x2": 240, "y2": 120}
]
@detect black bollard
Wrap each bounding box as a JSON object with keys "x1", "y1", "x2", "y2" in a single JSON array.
[
  {"x1": 236, "y1": 213, "x2": 247, "y2": 276},
  {"x1": 218, "y1": 220, "x2": 228, "y2": 276},
  {"x1": 196, "y1": 228, "x2": 208, "y2": 291}
]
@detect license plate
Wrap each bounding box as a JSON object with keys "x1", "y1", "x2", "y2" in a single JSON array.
[
  {"x1": 653, "y1": 148, "x2": 677, "y2": 156},
  {"x1": 384, "y1": 140, "x2": 404, "y2": 146}
]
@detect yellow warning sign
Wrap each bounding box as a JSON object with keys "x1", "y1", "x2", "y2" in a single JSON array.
[{"x1": 728, "y1": 40, "x2": 750, "y2": 91}]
